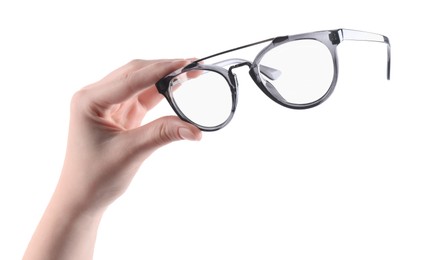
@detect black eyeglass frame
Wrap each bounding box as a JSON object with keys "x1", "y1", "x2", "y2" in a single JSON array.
[{"x1": 156, "y1": 28, "x2": 391, "y2": 131}]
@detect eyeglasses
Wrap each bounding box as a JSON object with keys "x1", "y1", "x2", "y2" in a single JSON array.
[{"x1": 156, "y1": 28, "x2": 391, "y2": 131}]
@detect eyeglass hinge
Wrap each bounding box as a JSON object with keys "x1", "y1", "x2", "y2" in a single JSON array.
[
  {"x1": 185, "y1": 61, "x2": 198, "y2": 69},
  {"x1": 329, "y1": 31, "x2": 341, "y2": 45},
  {"x1": 273, "y1": 35, "x2": 288, "y2": 44}
]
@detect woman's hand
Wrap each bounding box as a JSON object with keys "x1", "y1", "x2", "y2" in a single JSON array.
[
  {"x1": 23, "y1": 59, "x2": 201, "y2": 260},
  {"x1": 61, "y1": 59, "x2": 201, "y2": 210}
]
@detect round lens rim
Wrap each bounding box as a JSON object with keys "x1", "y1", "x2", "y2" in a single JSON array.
[
  {"x1": 166, "y1": 66, "x2": 237, "y2": 131},
  {"x1": 250, "y1": 33, "x2": 339, "y2": 109}
]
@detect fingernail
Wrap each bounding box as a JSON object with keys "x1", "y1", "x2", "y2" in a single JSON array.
[{"x1": 179, "y1": 127, "x2": 199, "y2": 141}]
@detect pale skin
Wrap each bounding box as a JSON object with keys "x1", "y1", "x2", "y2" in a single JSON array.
[{"x1": 23, "y1": 59, "x2": 202, "y2": 260}]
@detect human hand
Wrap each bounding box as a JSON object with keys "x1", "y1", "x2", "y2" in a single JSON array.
[
  {"x1": 23, "y1": 59, "x2": 202, "y2": 260},
  {"x1": 59, "y1": 59, "x2": 202, "y2": 212}
]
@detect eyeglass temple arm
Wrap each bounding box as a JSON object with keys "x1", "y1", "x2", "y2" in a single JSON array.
[
  {"x1": 339, "y1": 29, "x2": 391, "y2": 80},
  {"x1": 212, "y1": 58, "x2": 281, "y2": 80}
]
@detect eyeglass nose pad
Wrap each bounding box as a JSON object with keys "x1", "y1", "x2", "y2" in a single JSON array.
[
  {"x1": 228, "y1": 71, "x2": 238, "y2": 87},
  {"x1": 228, "y1": 71, "x2": 239, "y2": 102},
  {"x1": 263, "y1": 81, "x2": 286, "y2": 102},
  {"x1": 249, "y1": 68, "x2": 286, "y2": 102}
]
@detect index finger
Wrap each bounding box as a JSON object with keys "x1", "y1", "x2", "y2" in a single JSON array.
[{"x1": 90, "y1": 59, "x2": 189, "y2": 107}]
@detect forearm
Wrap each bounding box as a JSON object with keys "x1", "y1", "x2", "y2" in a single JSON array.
[{"x1": 23, "y1": 180, "x2": 105, "y2": 260}]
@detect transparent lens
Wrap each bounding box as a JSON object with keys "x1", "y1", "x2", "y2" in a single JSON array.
[
  {"x1": 259, "y1": 39, "x2": 334, "y2": 105},
  {"x1": 169, "y1": 70, "x2": 233, "y2": 128}
]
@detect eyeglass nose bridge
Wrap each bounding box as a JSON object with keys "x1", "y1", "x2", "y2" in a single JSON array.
[
  {"x1": 227, "y1": 61, "x2": 253, "y2": 96},
  {"x1": 227, "y1": 61, "x2": 287, "y2": 105},
  {"x1": 227, "y1": 61, "x2": 253, "y2": 85}
]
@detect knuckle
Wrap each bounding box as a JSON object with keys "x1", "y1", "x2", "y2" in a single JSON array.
[
  {"x1": 121, "y1": 59, "x2": 146, "y2": 81},
  {"x1": 155, "y1": 122, "x2": 177, "y2": 146},
  {"x1": 70, "y1": 88, "x2": 91, "y2": 111},
  {"x1": 127, "y1": 59, "x2": 145, "y2": 70},
  {"x1": 157, "y1": 124, "x2": 172, "y2": 145}
]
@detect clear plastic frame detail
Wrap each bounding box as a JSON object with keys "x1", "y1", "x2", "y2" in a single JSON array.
[{"x1": 156, "y1": 28, "x2": 391, "y2": 131}]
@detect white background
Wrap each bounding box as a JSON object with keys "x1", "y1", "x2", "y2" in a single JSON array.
[{"x1": 1, "y1": 1, "x2": 421, "y2": 259}]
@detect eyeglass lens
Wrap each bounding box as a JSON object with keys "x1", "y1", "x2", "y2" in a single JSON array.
[
  {"x1": 169, "y1": 70, "x2": 233, "y2": 128},
  {"x1": 169, "y1": 39, "x2": 335, "y2": 128},
  {"x1": 260, "y1": 39, "x2": 334, "y2": 105}
]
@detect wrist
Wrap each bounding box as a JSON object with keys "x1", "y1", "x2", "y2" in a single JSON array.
[
  {"x1": 53, "y1": 174, "x2": 107, "y2": 219},
  {"x1": 23, "y1": 177, "x2": 106, "y2": 260}
]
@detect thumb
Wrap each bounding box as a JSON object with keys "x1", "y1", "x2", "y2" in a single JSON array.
[{"x1": 127, "y1": 116, "x2": 202, "y2": 155}]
